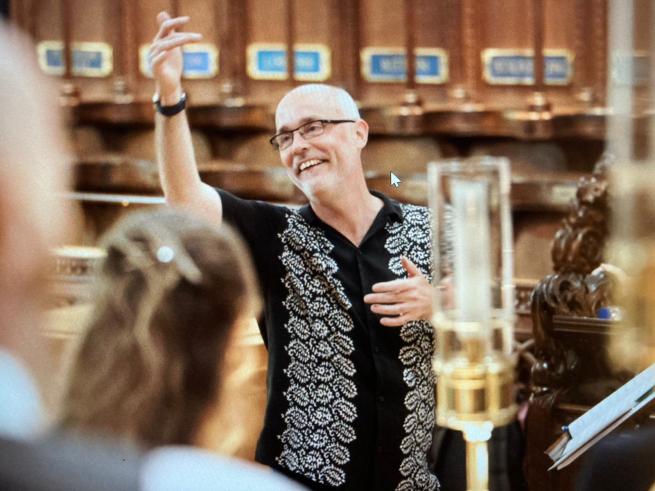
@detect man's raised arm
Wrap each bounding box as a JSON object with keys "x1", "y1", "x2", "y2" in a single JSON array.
[{"x1": 150, "y1": 11, "x2": 223, "y2": 225}]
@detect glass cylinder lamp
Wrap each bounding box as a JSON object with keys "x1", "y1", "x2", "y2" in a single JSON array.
[{"x1": 428, "y1": 156, "x2": 516, "y2": 491}]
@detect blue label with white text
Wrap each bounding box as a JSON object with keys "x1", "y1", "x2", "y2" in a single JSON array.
[
  {"x1": 248, "y1": 44, "x2": 330, "y2": 81},
  {"x1": 361, "y1": 49, "x2": 448, "y2": 83},
  {"x1": 483, "y1": 51, "x2": 573, "y2": 85}
]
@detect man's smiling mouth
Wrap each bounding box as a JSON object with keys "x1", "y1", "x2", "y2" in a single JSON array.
[{"x1": 298, "y1": 159, "x2": 324, "y2": 173}]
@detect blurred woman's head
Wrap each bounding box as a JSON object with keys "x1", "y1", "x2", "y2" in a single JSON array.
[
  {"x1": 0, "y1": 22, "x2": 78, "y2": 361},
  {"x1": 60, "y1": 209, "x2": 259, "y2": 448}
]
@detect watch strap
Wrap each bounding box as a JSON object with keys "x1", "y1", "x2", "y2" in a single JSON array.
[{"x1": 153, "y1": 92, "x2": 187, "y2": 117}]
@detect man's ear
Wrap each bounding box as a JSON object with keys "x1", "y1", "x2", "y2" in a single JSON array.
[{"x1": 354, "y1": 119, "x2": 369, "y2": 150}]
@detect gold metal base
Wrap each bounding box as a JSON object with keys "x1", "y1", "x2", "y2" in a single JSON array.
[
  {"x1": 434, "y1": 351, "x2": 517, "y2": 431},
  {"x1": 434, "y1": 348, "x2": 515, "y2": 491}
]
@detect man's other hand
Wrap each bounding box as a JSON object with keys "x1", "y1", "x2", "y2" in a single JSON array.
[{"x1": 364, "y1": 256, "x2": 433, "y2": 327}]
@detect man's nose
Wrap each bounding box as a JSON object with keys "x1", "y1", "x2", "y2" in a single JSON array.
[{"x1": 289, "y1": 132, "x2": 310, "y2": 154}]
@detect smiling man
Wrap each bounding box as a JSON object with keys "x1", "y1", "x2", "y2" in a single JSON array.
[{"x1": 150, "y1": 12, "x2": 439, "y2": 491}]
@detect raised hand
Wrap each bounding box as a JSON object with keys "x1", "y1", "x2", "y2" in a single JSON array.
[
  {"x1": 364, "y1": 256, "x2": 434, "y2": 327},
  {"x1": 148, "y1": 11, "x2": 202, "y2": 101}
]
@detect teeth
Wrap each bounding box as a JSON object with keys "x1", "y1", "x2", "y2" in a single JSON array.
[{"x1": 299, "y1": 159, "x2": 322, "y2": 172}]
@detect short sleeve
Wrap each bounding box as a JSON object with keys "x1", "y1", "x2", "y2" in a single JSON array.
[{"x1": 217, "y1": 189, "x2": 287, "y2": 292}]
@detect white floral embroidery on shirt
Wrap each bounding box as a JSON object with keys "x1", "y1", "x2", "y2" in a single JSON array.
[
  {"x1": 386, "y1": 204, "x2": 439, "y2": 491},
  {"x1": 276, "y1": 212, "x2": 357, "y2": 487}
]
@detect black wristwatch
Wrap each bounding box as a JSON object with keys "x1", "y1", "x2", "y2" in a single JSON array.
[{"x1": 152, "y1": 92, "x2": 187, "y2": 117}]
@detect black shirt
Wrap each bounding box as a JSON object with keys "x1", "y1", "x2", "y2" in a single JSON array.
[{"x1": 219, "y1": 189, "x2": 439, "y2": 491}]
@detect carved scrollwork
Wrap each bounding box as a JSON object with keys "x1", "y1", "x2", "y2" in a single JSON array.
[
  {"x1": 531, "y1": 152, "x2": 615, "y2": 396},
  {"x1": 551, "y1": 161, "x2": 610, "y2": 276},
  {"x1": 525, "y1": 154, "x2": 618, "y2": 491},
  {"x1": 531, "y1": 273, "x2": 579, "y2": 393}
]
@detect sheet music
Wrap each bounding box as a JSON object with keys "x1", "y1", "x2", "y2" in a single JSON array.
[
  {"x1": 568, "y1": 364, "x2": 655, "y2": 443},
  {"x1": 547, "y1": 363, "x2": 655, "y2": 470}
]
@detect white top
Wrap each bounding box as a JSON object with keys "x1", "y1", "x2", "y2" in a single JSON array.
[
  {"x1": 0, "y1": 349, "x2": 43, "y2": 440},
  {"x1": 141, "y1": 446, "x2": 305, "y2": 490}
]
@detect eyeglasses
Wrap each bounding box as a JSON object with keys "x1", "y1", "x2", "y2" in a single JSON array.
[{"x1": 269, "y1": 119, "x2": 356, "y2": 151}]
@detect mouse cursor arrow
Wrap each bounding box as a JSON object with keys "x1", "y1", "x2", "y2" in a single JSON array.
[{"x1": 390, "y1": 172, "x2": 401, "y2": 188}]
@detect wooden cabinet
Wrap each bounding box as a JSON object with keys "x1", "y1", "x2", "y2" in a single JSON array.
[{"x1": 10, "y1": 0, "x2": 636, "y2": 137}]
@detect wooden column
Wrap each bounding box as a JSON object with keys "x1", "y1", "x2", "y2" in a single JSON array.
[
  {"x1": 227, "y1": 0, "x2": 249, "y2": 97},
  {"x1": 114, "y1": 0, "x2": 136, "y2": 102},
  {"x1": 285, "y1": 0, "x2": 296, "y2": 86},
  {"x1": 461, "y1": 0, "x2": 479, "y2": 103},
  {"x1": 592, "y1": 0, "x2": 608, "y2": 107},
  {"x1": 352, "y1": 0, "x2": 362, "y2": 98},
  {"x1": 60, "y1": 0, "x2": 79, "y2": 103},
  {"x1": 170, "y1": 0, "x2": 179, "y2": 19},
  {"x1": 530, "y1": 0, "x2": 550, "y2": 112},
  {"x1": 404, "y1": 0, "x2": 416, "y2": 93},
  {"x1": 330, "y1": 0, "x2": 359, "y2": 96}
]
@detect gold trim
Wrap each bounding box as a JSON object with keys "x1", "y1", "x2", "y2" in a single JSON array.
[
  {"x1": 416, "y1": 47, "x2": 449, "y2": 84},
  {"x1": 71, "y1": 42, "x2": 113, "y2": 78},
  {"x1": 294, "y1": 43, "x2": 331, "y2": 82},
  {"x1": 36, "y1": 40, "x2": 65, "y2": 76},
  {"x1": 360, "y1": 47, "x2": 449, "y2": 84},
  {"x1": 181, "y1": 43, "x2": 219, "y2": 79},
  {"x1": 360, "y1": 47, "x2": 404, "y2": 83},
  {"x1": 247, "y1": 43, "x2": 288, "y2": 81},
  {"x1": 139, "y1": 43, "x2": 152, "y2": 78},
  {"x1": 481, "y1": 48, "x2": 574, "y2": 86},
  {"x1": 481, "y1": 48, "x2": 533, "y2": 86},
  {"x1": 246, "y1": 43, "x2": 331, "y2": 81},
  {"x1": 544, "y1": 49, "x2": 575, "y2": 86}
]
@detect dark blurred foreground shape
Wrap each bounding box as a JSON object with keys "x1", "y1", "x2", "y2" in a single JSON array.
[
  {"x1": 575, "y1": 425, "x2": 655, "y2": 491},
  {"x1": 0, "y1": 434, "x2": 142, "y2": 491}
]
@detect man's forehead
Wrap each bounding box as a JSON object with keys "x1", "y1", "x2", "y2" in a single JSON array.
[{"x1": 275, "y1": 90, "x2": 346, "y2": 130}]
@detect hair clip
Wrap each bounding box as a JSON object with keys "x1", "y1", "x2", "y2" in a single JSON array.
[
  {"x1": 156, "y1": 246, "x2": 175, "y2": 263},
  {"x1": 156, "y1": 244, "x2": 203, "y2": 285}
]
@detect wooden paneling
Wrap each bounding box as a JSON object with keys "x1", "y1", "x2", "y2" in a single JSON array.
[
  {"x1": 67, "y1": 0, "x2": 118, "y2": 101},
  {"x1": 357, "y1": 0, "x2": 455, "y2": 106},
  {"x1": 10, "y1": 0, "x2": 631, "y2": 137}
]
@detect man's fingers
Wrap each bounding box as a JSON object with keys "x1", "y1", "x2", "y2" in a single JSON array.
[
  {"x1": 401, "y1": 255, "x2": 422, "y2": 278},
  {"x1": 155, "y1": 15, "x2": 191, "y2": 40},
  {"x1": 371, "y1": 278, "x2": 410, "y2": 293},
  {"x1": 159, "y1": 32, "x2": 202, "y2": 50},
  {"x1": 156, "y1": 11, "x2": 170, "y2": 25},
  {"x1": 149, "y1": 33, "x2": 202, "y2": 58},
  {"x1": 370, "y1": 303, "x2": 407, "y2": 316},
  {"x1": 149, "y1": 51, "x2": 168, "y2": 69},
  {"x1": 364, "y1": 292, "x2": 400, "y2": 305},
  {"x1": 379, "y1": 316, "x2": 406, "y2": 327}
]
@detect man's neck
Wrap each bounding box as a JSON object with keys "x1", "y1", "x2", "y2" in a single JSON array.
[{"x1": 308, "y1": 182, "x2": 383, "y2": 247}]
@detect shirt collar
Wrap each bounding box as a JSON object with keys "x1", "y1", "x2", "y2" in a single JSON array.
[{"x1": 298, "y1": 191, "x2": 403, "y2": 226}]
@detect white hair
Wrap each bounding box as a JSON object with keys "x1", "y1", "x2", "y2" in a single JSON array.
[{"x1": 276, "y1": 84, "x2": 360, "y2": 121}]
